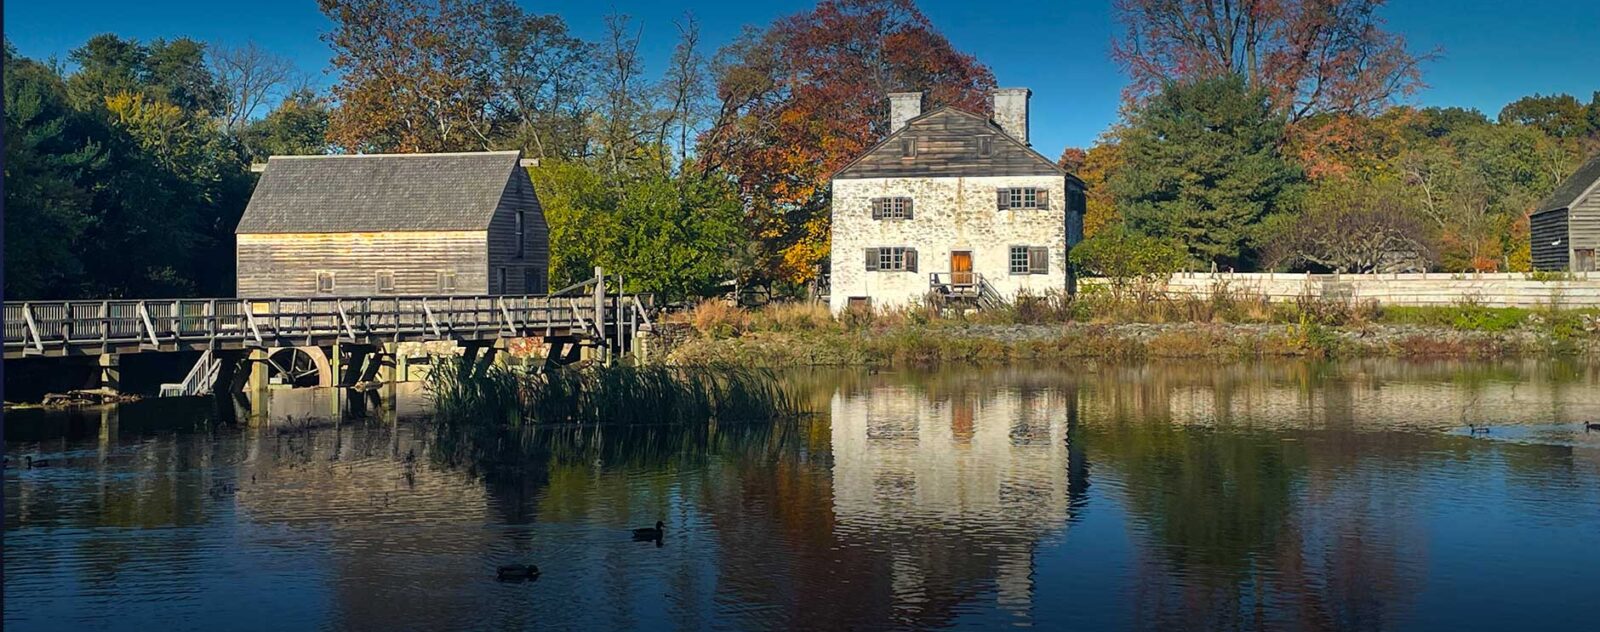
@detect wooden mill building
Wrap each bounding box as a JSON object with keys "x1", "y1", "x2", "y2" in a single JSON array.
[
  {"x1": 1531, "y1": 153, "x2": 1600, "y2": 272},
  {"x1": 235, "y1": 151, "x2": 549, "y2": 297}
]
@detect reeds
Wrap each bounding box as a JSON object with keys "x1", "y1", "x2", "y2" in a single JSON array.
[{"x1": 425, "y1": 362, "x2": 801, "y2": 428}]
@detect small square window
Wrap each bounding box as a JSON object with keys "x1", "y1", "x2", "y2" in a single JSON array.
[
  {"x1": 978, "y1": 136, "x2": 993, "y2": 157},
  {"x1": 900, "y1": 138, "x2": 916, "y2": 158},
  {"x1": 1009, "y1": 247, "x2": 1031, "y2": 275},
  {"x1": 316, "y1": 272, "x2": 335, "y2": 294},
  {"x1": 873, "y1": 198, "x2": 912, "y2": 220},
  {"x1": 376, "y1": 271, "x2": 395, "y2": 293},
  {"x1": 1009, "y1": 188, "x2": 1038, "y2": 209},
  {"x1": 879, "y1": 247, "x2": 905, "y2": 271},
  {"x1": 438, "y1": 271, "x2": 457, "y2": 293}
]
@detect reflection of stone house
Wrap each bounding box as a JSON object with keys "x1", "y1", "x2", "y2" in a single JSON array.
[
  {"x1": 829, "y1": 383, "x2": 1081, "y2": 618},
  {"x1": 1531, "y1": 153, "x2": 1600, "y2": 271},
  {"x1": 829, "y1": 89, "x2": 1087, "y2": 312}
]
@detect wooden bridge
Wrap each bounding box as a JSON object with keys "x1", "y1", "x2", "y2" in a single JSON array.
[{"x1": 5, "y1": 272, "x2": 654, "y2": 396}]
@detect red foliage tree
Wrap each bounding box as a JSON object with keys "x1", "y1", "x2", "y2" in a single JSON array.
[
  {"x1": 699, "y1": 0, "x2": 995, "y2": 286},
  {"x1": 1111, "y1": 0, "x2": 1431, "y2": 122}
]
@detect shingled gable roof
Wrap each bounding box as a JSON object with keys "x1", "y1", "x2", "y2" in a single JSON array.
[
  {"x1": 236, "y1": 151, "x2": 525, "y2": 234},
  {"x1": 1534, "y1": 152, "x2": 1600, "y2": 215},
  {"x1": 832, "y1": 105, "x2": 1080, "y2": 183}
]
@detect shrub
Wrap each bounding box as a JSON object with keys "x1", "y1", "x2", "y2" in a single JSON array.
[{"x1": 686, "y1": 300, "x2": 750, "y2": 338}]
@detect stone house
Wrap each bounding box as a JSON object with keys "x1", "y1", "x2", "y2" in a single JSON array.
[
  {"x1": 235, "y1": 151, "x2": 549, "y2": 298},
  {"x1": 829, "y1": 88, "x2": 1087, "y2": 313},
  {"x1": 1531, "y1": 153, "x2": 1600, "y2": 272}
]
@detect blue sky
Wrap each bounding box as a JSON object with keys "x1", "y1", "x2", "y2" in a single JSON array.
[{"x1": 7, "y1": 0, "x2": 1599, "y2": 160}]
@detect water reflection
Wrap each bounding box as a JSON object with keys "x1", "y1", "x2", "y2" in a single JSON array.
[{"x1": 7, "y1": 360, "x2": 1600, "y2": 631}]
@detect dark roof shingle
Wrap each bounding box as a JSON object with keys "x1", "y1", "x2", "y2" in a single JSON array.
[
  {"x1": 1536, "y1": 152, "x2": 1600, "y2": 214},
  {"x1": 236, "y1": 151, "x2": 522, "y2": 234}
]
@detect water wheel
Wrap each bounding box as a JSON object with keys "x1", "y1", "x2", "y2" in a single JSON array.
[{"x1": 264, "y1": 346, "x2": 334, "y2": 388}]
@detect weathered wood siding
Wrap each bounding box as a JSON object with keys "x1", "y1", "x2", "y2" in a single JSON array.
[
  {"x1": 835, "y1": 109, "x2": 1062, "y2": 179},
  {"x1": 1531, "y1": 208, "x2": 1570, "y2": 271},
  {"x1": 485, "y1": 169, "x2": 550, "y2": 294},
  {"x1": 1573, "y1": 191, "x2": 1600, "y2": 265},
  {"x1": 236, "y1": 231, "x2": 488, "y2": 298}
]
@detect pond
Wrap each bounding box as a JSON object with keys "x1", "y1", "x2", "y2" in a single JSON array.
[{"x1": 6, "y1": 360, "x2": 1600, "y2": 631}]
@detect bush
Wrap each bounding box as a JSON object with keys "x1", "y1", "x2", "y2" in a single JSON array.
[{"x1": 1069, "y1": 228, "x2": 1187, "y2": 301}]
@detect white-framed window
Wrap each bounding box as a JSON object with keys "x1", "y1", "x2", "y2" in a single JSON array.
[
  {"x1": 1010, "y1": 246, "x2": 1049, "y2": 275},
  {"x1": 1009, "y1": 188, "x2": 1037, "y2": 209},
  {"x1": 864, "y1": 247, "x2": 918, "y2": 272},
  {"x1": 316, "y1": 271, "x2": 335, "y2": 294},
  {"x1": 376, "y1": 271, "x2": 395, "y2": 293},
  {"x1": 998, "y1": 187, "x2": 1050, "y2": 210},
  {"x1": 872, "y1": 197, "x2": 913, "y2": 220},
  {"x1": 438, "y1": 270, "x2": 457, "y2": 293}
]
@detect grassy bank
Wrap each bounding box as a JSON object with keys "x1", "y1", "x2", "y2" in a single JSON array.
[
  {"x1": 425, "y1": 363, "x2": 800, "y2": 427},
  {"x1": 661, "y1": 292, "x2": 1600, "y2": 367}
]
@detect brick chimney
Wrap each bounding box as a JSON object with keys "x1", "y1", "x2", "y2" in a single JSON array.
[
  {"x1": 990, "y1": 88, "x2": 1031, "y2": 145},
  {"x1": 888, "y1": 92, "x2": 924, "y2": 133}
]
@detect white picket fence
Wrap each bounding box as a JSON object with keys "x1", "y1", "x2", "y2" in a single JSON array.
[{"x1": 1080, "y1": 272, "x2": 1600, "y2": 308}]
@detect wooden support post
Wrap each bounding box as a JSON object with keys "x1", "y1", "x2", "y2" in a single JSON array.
[
  {"x1": 458, "y1": 343, "x2": 484, "y2": 380},
  {"x1": 593, "y1": 266, "x2": 607, "y2": 347},
  {"x1": 248, "y1": 348, "x2": 270, "y2": 397},
  {"x1": 396, "y1": 350, "x2": 410, "y2": 383},
  {"x1": 474, "y1": 342, "x2": 499, "y2": 378},
  {"x1": 330, "y1": 341, "x2": 344, "y2": 387},
  {"x1": 98, "y1": 353, "x2": 121, "y2": 393},
  {"x1": 346, "y1": 346, "x2": 374, "y2": 386},
  {"x1": 543, "y1": 339, "x2": 567, "y2": 372}
]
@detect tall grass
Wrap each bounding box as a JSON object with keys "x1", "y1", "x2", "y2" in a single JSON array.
[{"x1": 425, "y1": 362, "x2": 800, "y2": 428}]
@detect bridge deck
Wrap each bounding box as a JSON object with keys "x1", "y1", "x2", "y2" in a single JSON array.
[{"x1": 4, "y1": 293, "x2": 649, "y2": 360}]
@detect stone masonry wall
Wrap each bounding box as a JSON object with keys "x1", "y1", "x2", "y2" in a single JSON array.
[
  {"x1": 1082, "y1": 271, "x2": 1600, "y2": 307},
  {"x1": 831, "y1": 176, "x2": 1067, "y2": 312}
]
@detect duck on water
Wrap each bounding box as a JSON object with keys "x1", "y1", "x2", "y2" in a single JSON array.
[
  {"x1": 633, "y1": 521, "x2": 665, "y2": 542},
  {"x1": 496, "y1": 564, "x2": 540, "y2": 581}
]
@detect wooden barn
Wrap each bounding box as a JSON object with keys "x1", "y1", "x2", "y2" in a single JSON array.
[
  {"x1": 1531, "y1": 153, "x2": 1600, "y2": 272},
  {"x1": 235, "y1": 151, "x2": 548, "y2": 297}
]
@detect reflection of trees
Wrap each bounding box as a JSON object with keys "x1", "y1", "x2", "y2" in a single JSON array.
[{"x1": 1078, "y1": 365, "x2": 1457, "y2": 630}]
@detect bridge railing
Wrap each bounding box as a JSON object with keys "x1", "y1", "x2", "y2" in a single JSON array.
[{"x1": 5, "y1": 293, "x2": 640, "y2": 356}]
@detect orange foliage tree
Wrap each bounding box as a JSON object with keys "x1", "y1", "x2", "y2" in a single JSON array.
[
  {"x1": 699, "y1": 0, "x2": 995, "y2": 288},
  {"x1": 1059, "y1": 138, "x2": 1124, "y2": 238}
]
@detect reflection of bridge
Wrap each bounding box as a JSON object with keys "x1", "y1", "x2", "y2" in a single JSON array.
[{"x1": 5, "y1": 272, "x2": 652, "y2": 396}]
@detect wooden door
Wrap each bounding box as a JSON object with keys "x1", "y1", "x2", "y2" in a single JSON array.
[{"x1": 951, "y1": 251, "x2": 973, "y2": 286}]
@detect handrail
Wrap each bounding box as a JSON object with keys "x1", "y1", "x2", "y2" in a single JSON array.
[{"x1": 4, "y1": 290, "x2": 650, "y2": 358}]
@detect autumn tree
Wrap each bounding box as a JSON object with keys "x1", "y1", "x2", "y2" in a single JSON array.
[
  {"x1": 1112, "y1": 0, "x2": 1430, "y2": 122},
  {"x1": 1113, "y1": 75, "x2": 1303, "y2": 268},
  {"x1": 1060, "y1": 137, "x2": 1125, "y2": 238},
  {"x1": 480, "y1": 3, "x2": 594, "y2": 160},
  {"x1": 318, "y1": 0, "x2": 497, "y2": 152},
  {"x1": 700, "y1": 0, "x2": 995, "y2": 288}
]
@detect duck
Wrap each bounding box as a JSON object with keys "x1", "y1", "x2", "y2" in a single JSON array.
[
  {"x1": 496, "y1": 564, "x2": 540, "y2": 581},
  {"x1": 25, "y1": 456, "x2": 48, "y2": 468},
  {"x1": 1585, "y1": 422, "x2": 1600, "y2": 432},
  {"x1": 1468, "y1": 424, "x2": 1490, "y2": 435},
  {"x1": 632, "y1": 521, "x2": 665, "y2": 541}
]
